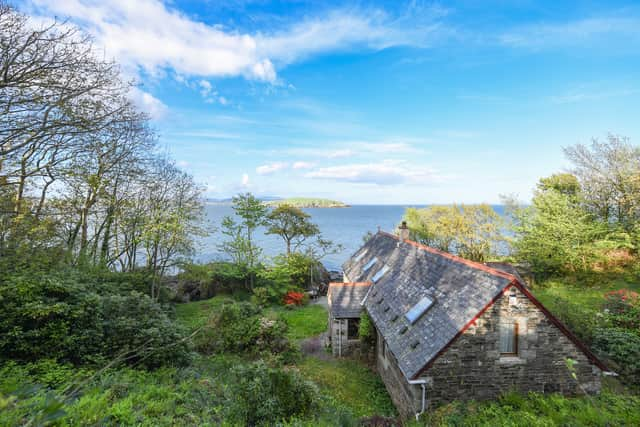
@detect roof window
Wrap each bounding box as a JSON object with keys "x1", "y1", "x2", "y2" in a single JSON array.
[
  {"x1": 362, "y1": 257, "x2": 378, "y2": 271},
  {"x1": 371, "y1": 265, "x2": 390, "y2": 282},
  {"x1": 405, "y1": 296, "x2": 434, "y2": 325},
  {"x1": 354, "y1": 250, "x2": 366, "y2": 262}
]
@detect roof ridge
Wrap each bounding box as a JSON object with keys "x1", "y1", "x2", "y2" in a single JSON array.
[{"x1": 377, "y1": 231, "x2": 518, "y2": 282}]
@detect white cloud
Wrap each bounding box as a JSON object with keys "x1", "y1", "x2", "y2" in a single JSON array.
[
  {"x1": 550, "y1": 87, "x2": 638, "y2": 104},
  {"x1": 256, "y1": 162, "x2": 289, "y2": 175},
  {"x1": 128, "y1": 86, "x2": 168, "y2": 119},
  {"x1": 27, "y1": 0, "x2": 445, "y2": 84},
  {"x1": 241, "y1": 173, "x2": 250, "y2": 186},
  {"x1": 292, "y1": 161, "x2": 315, "y2": 169},
  {"x1": 305, "y1": 160, "x2": 440, "y2": 186}
]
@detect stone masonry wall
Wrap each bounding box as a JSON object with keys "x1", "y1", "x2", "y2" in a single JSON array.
[
  {"x1": 376, "y1": 330, "x2": 423, "y2": 419},
  {"x1": 422, "y1": 287, "x2": 602, "y2": 408},
  {"x1": 330, "y1": 317, "x2": 360, "y2": 357}
]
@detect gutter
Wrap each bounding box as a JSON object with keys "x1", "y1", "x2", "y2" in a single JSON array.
[{"x1": 408, "y1": 379, "x2": 427, "y2": 421}]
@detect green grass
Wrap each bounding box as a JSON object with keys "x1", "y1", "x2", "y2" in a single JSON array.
[
  {"x1": 534, "y1": 275, "x2": 639, "y2": 313},
  {"x1": 418, "y1": 390, "x2": 640, "y2": 426},
  {"x1": 271, "y1": 304, "x2": 328, "y2": 340},
  {"x1": 174, "y1": 296, "x2": 234, "y2": 332},
  {"x1": 297, "y1": 357, "x2": 396, "y2": 418}
]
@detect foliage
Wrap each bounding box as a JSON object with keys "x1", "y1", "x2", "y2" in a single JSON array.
[
  {"x1": 194, "y1": 301, "x2": 298, "y2": 363},
  {"x1": 0, "y1": 271, "x2": 191, "y2": 368},
  {"x1": 564, "y1": 135, "x2": 640, "y2": 232},
  {"x1": 176, "y1": 261, "x2": 248, "y2": 301},
  {"x1": 603, "y1": 289, "x2": 640, "y2": 329},
  {"x1": 358, "y1": 311, "x2": 376, "y2": 353},
  {"x1": 505, "y1": 183, "x2": 626, "y2": 277},
  {"x1": 266, "y1": 204, "x2": 321, "y2": 255},
  {"x1": 592, "y1": 328, "x2": 640, "y2": 386},
  {"x1": 224, "y1": 361, "x2": 319, "y2": 425},
  {"x1": 284, "y1": 291, "x2": 307, "y2": 306},
  {"x1": 418, "y1": 391, "x2": 640, "y2": 426},
  {"x1": 403, "y1": 204, "x2": 505, "y2": 261}
]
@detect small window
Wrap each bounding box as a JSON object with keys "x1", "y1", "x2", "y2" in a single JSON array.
[
  {"x1": 354, "y1": 250, "x2": 366, "y2": 262},
  {"x1": 347, "y1": 318, "x2": 360, "y2": 340},
  {"x1": 371, "y1": 265, "x2": 390, "y2": 282},
  {"x1": 363, "y1": 257, "x2": 378, "y2": 271},
  {"x1": 500, "y1": 322, "x2": 518, "y2": 355},
  {"x1": 405, "y1": 296, "x2": 434, "y2": 324}
]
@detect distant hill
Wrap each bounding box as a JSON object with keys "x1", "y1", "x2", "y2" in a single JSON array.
[{"x1": 264, "y1": 197, "x2": 349, "y2": 208}]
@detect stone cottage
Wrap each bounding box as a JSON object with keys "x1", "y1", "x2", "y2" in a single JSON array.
[{"x1": 334, "y1": 228, "x2": 611, "y2": 420}]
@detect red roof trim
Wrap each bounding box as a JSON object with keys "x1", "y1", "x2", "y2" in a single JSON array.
[
  {"x1": 411, "y1": 279, "x2": 610, "y2": 379},
  {"x1": 378, "y1": 231, "x2": 516, "y2": 281},
  {"x1": 511, "y1": 280, "x2": 609, "y2": 372},
  {"x1": 412, "y1": 280, "x2": 518, "y2": 379}
]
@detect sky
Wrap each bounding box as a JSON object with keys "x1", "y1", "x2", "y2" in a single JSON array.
[{"x1": 20, "y1": 0, "x2": 640, "y2": 204}]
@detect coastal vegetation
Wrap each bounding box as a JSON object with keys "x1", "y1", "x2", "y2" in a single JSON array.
[
  {"x1": 1, "y1": 3, "x2": 640, "y2": 426},
  {"x1": 265, "y1": 197, "x2": 349, "y2": 208}
]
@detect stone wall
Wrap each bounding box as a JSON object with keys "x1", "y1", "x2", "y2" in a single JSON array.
[
  {"x1": 422, "y1": 286, "x2": 602, "y2": 408},
  {"x1": 329, "y1": 317, "x2": 360, "y2": 357},
  {"x1": 375, "y1": 329, "x2": 423, "y2": 420}
]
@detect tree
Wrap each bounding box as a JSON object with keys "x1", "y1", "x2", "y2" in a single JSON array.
[
  {"x1": 403, "y1": 204, "x2": 505, "y2": 262},
  {"x1": 266, "y1": 204, "x2": 320, "y2": 256},
  {"x1": 564, "y1": 135, "x2": 640, "y2": 230},
  {"x1": 219, "y1": 193, "x2": 268, "y2": 290}
]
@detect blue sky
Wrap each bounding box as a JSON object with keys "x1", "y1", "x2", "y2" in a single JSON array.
[{"x1": 22, "y1": 0, "x2": 640, "y2": 204}]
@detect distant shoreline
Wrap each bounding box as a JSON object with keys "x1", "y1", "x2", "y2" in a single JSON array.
[{"x1": 264, "y1": 198, "x2": 350, "y2": 209}]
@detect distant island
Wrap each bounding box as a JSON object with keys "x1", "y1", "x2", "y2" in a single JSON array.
[{"x1": 264, "y1": 197, "x2": 349, "y2": 208}]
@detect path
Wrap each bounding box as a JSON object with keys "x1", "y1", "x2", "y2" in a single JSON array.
[{"x1": 300, "y1": 296, "x2": 333, "y2": 360}]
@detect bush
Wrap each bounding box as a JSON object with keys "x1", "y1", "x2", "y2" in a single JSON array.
[
  {"x1": 284, "y1": 291, "x2": 307, "y2": 306},
  {"x1": 225, "y1": 361, "x2": 318, "y2": 425},
  {"x1": 604, "y1": 289, "x2": 640, "y2": 329},
  {"x1": 195, "y1": 301, "x2": 298, "y2": 363},
  {"x1": 0, "y1": 272, "x2": 191, "y2": 368},
  {"x1": 592, "y1": 328, "x2": 640, "y2": 386}
]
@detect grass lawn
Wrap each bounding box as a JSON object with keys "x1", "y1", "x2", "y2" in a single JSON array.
[
  {"x1": 297, "y1": 357, "x2": 396, "y2": 418},
  {"x1": 271, "y1": 304, "x2": 328, "y2": 340},
  {"x1": 174, "y1": 296, "x2": 234, "y2": 331}
]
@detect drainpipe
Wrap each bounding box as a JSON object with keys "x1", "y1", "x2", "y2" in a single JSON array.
[{"x1": 408, "y1": 379, "x2": 427, "y2": 421}]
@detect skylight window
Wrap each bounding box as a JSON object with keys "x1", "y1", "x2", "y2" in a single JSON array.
[
  {"x1": 371, "y1": 265, "x2": 390, "y2": 282},
  {"x1": 405, "y1": 296, "x2": 434, "y2": 325},
  {"x1": 354, "y1": 250, "x2": 366, "y2": 262},
  {"x1": 362, "y1": 257, "x2": 377, "y2": 271}
]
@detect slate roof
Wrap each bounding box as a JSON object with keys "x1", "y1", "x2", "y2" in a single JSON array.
[
  {"x1": 485, "y1": 262, "x2": 527, "y2": 286},
  {"x1": 328, "y1": 282, "x2": 371, "y2": 318},
  {"x1": 343, "y1": 232, "x2": 609, "y2": 380}
]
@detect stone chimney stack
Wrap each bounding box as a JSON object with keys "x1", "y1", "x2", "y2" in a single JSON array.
[{"x1": 399, "y1": 221, "x2": 410, "y2": 241}]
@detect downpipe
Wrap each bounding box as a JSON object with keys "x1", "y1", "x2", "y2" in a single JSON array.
[{"x1": 408, "y1": 379, "x2": 427, "y2": 421}]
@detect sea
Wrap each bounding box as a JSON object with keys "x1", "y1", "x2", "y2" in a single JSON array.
[{"x1": 196, "y1": 204, "x2": 507, "y2": 271}]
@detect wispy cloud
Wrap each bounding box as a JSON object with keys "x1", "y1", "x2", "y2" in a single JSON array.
[
  {"x1": 305, "y1": 159, "x2": 441, "y2": 186},
  {"x1": 27, "y1": 0, "x2": 448, "y2": 84},
  {"x1": 292, "y1": 161, "x2": 315, "y2": 170},
  {"x1": 256, "y1": 162, "x2": 289, "y2": 175},
  {"x1": 499, "y1": 16, "x2": 640, "y2": 49}
]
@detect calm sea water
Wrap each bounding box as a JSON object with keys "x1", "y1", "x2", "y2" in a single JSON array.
[{"x1": 196, "y1": 204, "x2": 506, "y2": 271}]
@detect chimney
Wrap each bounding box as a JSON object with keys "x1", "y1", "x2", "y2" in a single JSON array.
[{"x1": 399, "y1": 221, "x2": 410, "y2": 241}]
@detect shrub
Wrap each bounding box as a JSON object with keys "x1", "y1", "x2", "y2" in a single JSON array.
[
  {"x1": 592, "y1": 328, "x2": 640, "y2": 386},
  {"x1": 284, "y1": 291, "x2": 307, "y2": 306},
  {"x1": 225, "y1": 361, "x2": 318, "y2": 425},
  {"x1": 0, "y1": 272, "x2": 191, "y2": 368},
  {"x1": 603, "y1": 289, "x2": 640, "y2": 329},
  {"x1": 195, "y1": 301, "x2": 298, "y2": 362}
]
